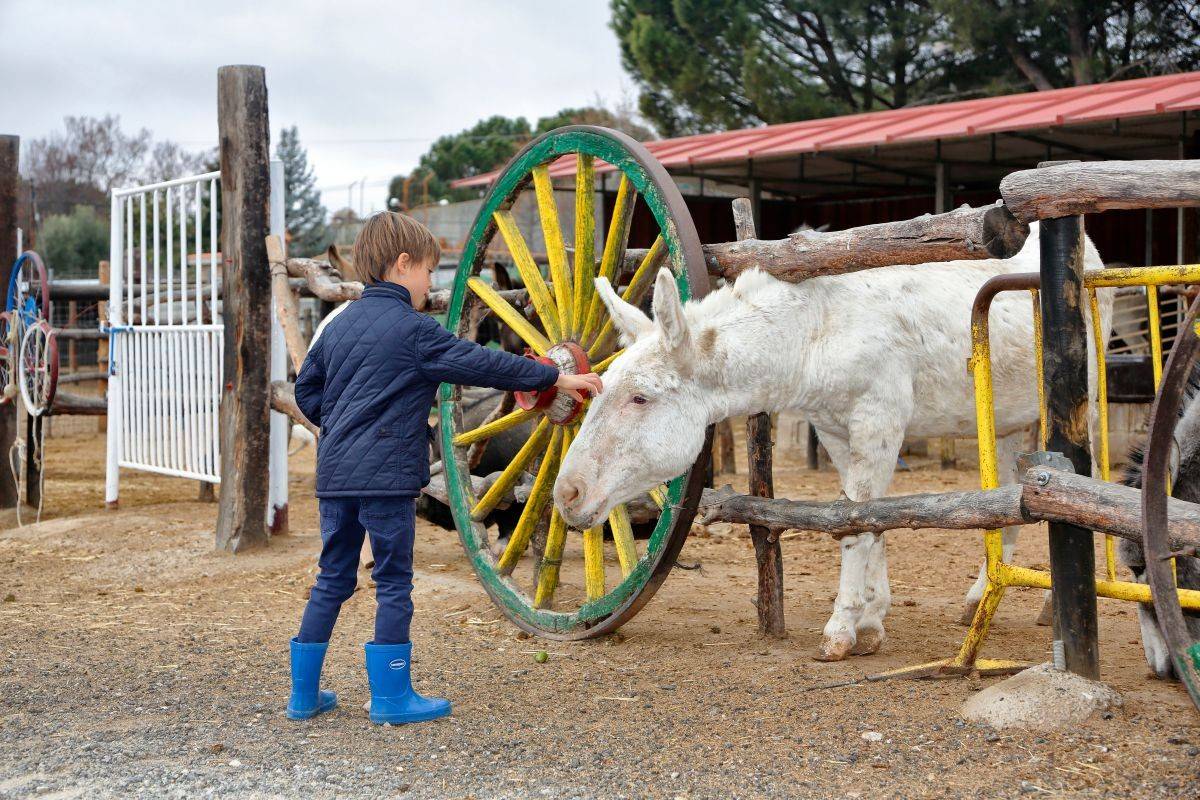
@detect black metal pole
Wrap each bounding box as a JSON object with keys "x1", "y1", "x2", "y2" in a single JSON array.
[{"x1": 1039, "y1": 212, "x2": 1100, "y2": 679}]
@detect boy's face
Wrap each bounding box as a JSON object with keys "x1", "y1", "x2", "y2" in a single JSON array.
[{"x1": 386, "y1": 253, "x2": 438, "y2": 309}]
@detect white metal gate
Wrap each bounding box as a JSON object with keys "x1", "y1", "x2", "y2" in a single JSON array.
[{"x1": 104, "y1": 164, "x2": 288, "y2": 526}]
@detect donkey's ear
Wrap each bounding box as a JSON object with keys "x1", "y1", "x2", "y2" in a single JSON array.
[
  {"x1": 651, "y1": 268, "x2": 690, "y2": 350},
  {"x1": 594, "y1": 277, "x2": 652, "y2": 346}
]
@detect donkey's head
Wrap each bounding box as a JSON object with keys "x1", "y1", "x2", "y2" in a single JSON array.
[{"x1": 554, "y1": 268, "x2": 715, "y2": 529}]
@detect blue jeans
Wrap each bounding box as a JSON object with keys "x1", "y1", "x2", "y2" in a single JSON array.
[{"x1": 297, "y1": 497, "x2": 416, "y2": 645}]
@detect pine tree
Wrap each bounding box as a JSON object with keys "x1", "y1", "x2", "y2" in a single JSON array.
[{"x1": 276, "y1": 126, "x2": 329, "y2": 256}]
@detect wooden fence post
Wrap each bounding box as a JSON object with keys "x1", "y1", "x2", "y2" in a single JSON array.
[
  {"x1": 732, "y1": 197, "x2": 785, "y2": 638},
  {"x1": 215, "y1": 65, "x2": 272, "y2": 552},
  {"x1": 0, "y1": 136, "x2": 19, "y2": 509},
  {"x1": 97, "y1": 260, "x2": 109, "y2": 433},
  {"x1": 1038, "y1": 162, "x2": 1100, "y2": 679}
]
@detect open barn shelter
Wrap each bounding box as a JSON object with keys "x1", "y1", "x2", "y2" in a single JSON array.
[{"x1": 456, "y1": 71, "x2": 1200, "y2": 268}]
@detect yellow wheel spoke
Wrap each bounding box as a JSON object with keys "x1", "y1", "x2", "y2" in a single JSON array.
[
  {"x1": 453, "y1": 407, "x2": 539, "y2": 447},
  {"x1": 492, "y1": 210, "x2": 561, "y2": 342},
  {"x1": 571, "y1": 155, "x2": 595, "y2": 338},
  {"x1": 470, "y1": 419, "x2": 551, "y2": 521},
  {"x1": 592, "y1": 349, "x2": 624, "y2": 374},
  {"x1": 468, "y1": 276, "x2": 552, "y2": 355},
  {"x1": 497, "y1": 427, "x2": 563, "y2": 574},
  {"x1": 532, "y1": 165, "x2": 573, "y2": 336},
  {"x1": 588, "y1": 236, "x2": 668, "y2": 359},
  {"x1": 583, "y1": 526, "x2": 605, "y2": 601},
  {"x1": 581, "y1": 175, "x2": 637, "y2": 342},
  {"x1": 533, "y1": 508, "x2": 568, "y2": 609},
  {"x1": 649, "y1": 484, "x2": 668, "y2": 509},
  {"x1": 609, "y1": 504, "x2": 639, "y2": 577}
]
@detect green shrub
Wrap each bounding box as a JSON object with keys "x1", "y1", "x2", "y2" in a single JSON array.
[{"x1": 39, "y1": 205, "x2": 108, "y2": 278}]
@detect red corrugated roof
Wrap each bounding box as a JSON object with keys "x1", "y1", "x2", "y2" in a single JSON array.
[{"x1": 452, "y1": 72, "x2": 1200, "y2": 188}]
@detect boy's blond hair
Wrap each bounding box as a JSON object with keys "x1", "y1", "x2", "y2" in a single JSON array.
[{"x1": 353, "y1": 212, "x2": 441, "y2": 285}]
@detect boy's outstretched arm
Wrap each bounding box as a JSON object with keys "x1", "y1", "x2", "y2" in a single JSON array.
[
  {"x1": 294, "y1": 335, "x2": 327, "y2": 428},
  {"x1": 417, "y1": 316, "x2": 602, "y2": 397}
]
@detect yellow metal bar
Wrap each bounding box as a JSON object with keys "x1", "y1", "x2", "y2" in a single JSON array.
[
  {"x1": 608, "y1": 503, "x2": 639, "y2": 577},
  {"x1": 583, "y1": 526, "x2": 606, "y2": 600},
  {"x1": 497, "y1": 426, "x2": 564, "y2": 574},
  {"x1": 1084, "y1": 263, "x2": 1200, "y2": 288},
  {"x1": 951, "y1": 581, "x2": 1007, "y2": 668},
  {"x1": 1030, "y1": 289, "x2": 1047, "y2": 450},
  {"x1": 592, "y1": 349, "x2": 624, "y2": 374},
  {"x1": 571, "y1": 155, "x2": 595, "y2": 339},
  {"x1": 469, "y1": 419, "x2": 551, "y2": 521},
  {"x1": 587, "y1": 236, "x2": 667, "y2": 359},
  {"x1": 532, "y1": 165, "x2": 573, "y2": 336},
  {"x1": 468, "y1": 276, "x2": 552, "y2": 355},
  {"x1": 581, "y1": 175, "x2": 637, "y2": 342},
  {"x1": 999, "y1": 562, "x2": 1200, "y2": 609},
  {"x1": 1087, "y1": 287, "x2": 1116, "y2": 580},
  {"x1": 1147, "y1": 284, "x2": 1164, "y2": 388},
  {"x1": 453, "y1": 407, "x2": 539, "y2": 447},
  {"x1": 492, "y1": 210, "x2": 561, "y2": 342}
]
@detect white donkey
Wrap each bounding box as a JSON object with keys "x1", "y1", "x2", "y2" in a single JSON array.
[{"x1": 555, "y1": 222, "x2": 1111, "y2": 661}]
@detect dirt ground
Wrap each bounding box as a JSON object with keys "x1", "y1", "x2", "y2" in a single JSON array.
[{"x1": 2, "y1": 431, "x2": 1198, "y2": 799}]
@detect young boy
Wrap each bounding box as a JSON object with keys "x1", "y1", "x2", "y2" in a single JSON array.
[{"x1": 288, "y1": 212, "x2": 602, "y2": 724}]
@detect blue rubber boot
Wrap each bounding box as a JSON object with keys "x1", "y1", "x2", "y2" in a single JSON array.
[
  {"x1": 286, "y1": 637, "x2": 338, "y2": 720},
  {"x1": 364, "y1": 642, "x2": 451, "y2": 724}
]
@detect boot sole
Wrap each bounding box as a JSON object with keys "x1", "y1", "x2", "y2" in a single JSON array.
[
  {"x1": 287, "y1": 695, "x2": 338, "y2": 720},
  {"x1": 369, "y1": 705, "x2": 451, "y2": 725}
]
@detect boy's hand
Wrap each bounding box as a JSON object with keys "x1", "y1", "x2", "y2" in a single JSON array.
[{"x1": 555, "y1": 372, "x2": 603, "y2": 403}]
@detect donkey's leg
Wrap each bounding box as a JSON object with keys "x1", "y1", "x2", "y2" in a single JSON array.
[
  {"x1": 815, "y1": 417, "x2": 904, "y2": 661},
  {"x1": 960, "y1": 432, "x2": 1024, "y2": 625}
]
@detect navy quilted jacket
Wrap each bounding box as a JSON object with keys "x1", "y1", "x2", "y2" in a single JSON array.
[{"x1": 294, "y1": 282, "x2": 558, "y2": 498}]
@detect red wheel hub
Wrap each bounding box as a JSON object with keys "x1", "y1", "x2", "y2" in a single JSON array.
[{"x1": 515, "y1": 341, "x2": 591, "y2": 425}]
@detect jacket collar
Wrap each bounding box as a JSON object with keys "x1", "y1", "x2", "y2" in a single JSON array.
[{"x1": 362, "y1": 281, "x2": 413, "y2": 307}]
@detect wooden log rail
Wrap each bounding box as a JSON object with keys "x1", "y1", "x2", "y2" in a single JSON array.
[
  {"x1": 620, "y1": 202, "x2": 1030, "y2": 283},
  {"x1": 697, "y1": 467, "x2": 1200, "y2": 555},
  {"x1": 1000, "y1": 159, "x2": 1200, "y2": 222}
]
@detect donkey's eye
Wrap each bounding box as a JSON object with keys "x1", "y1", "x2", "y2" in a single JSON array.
[{"x1": 631, "y1": 394, "x2": 648, "y2": 405}]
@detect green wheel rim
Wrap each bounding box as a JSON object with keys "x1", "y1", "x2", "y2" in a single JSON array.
[{"x1": 438, "y1": 126, "x2": 710, "y2": 639}]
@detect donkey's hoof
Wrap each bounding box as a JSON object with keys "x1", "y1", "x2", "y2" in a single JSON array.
[
  {"x1": 958, "y1": 599, "x2": 981, "y2": 627},
  {"x1": 815, "y1": 635, "x2": 854, "y2": 662},
  {"x1": 850, "y1": 628, "x2": 885, "y2": 656}
]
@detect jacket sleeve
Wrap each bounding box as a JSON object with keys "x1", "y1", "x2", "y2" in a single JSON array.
[
  {"x1": 417, "y1": 317, "x2": 559, "y2": 392},
  {"x1": 294, "y1": 335, "x2": 327, "y2": 428}
]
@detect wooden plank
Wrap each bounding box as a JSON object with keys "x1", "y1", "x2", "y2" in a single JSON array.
[
  {"x1": 0, "y1": 135, "x2": 19, "y2": 508},
  {"x1": 215, "y1": 65, "x2": 272, "y2": 552},
  {"x1": 1000, "y1": 159, "x2": 1200, "y2": 222}
]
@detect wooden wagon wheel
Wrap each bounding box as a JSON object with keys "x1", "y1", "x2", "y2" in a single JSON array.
[
  {"x1": 438, "y1": 125, "x2": 710, "y2": 639},
  {"x1": 1141, "y1": 293, "x2": 1200, "y2": 710}
]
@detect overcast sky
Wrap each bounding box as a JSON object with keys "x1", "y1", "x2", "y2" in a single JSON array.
[{"x1": 0, "y1": 0, "x2": 634, "y2": 213}]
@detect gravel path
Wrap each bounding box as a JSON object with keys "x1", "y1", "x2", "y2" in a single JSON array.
[{"x1": 1, "y1": 434, "x2": 1197, "y2": 799}]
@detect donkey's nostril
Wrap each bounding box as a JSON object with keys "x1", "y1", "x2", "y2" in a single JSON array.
[
  {"x1": 556, "y1": 475, "x2": 589, "y2": 513},
  {"x1": 559, "y1": 480, "x2": 581, "y2": 507}
]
